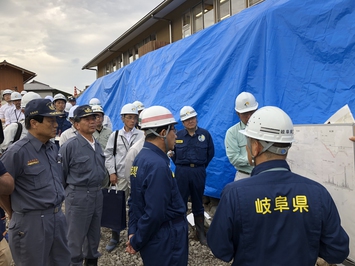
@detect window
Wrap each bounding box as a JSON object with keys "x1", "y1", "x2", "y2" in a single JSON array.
[
  {"x1": 203, "y1": 0, "x2": 214, "y2": 28},
  {"x1": 231, "y1": 0, "x2": 246, "y2": 14},
  {"x1": 105, "y1": 63, "x2": 110, "y2": 75},
  {"x1": 129, "y1": 49, "x2": 134, "y2": 64},
  {"x1": 192, "y1": 3, "x2": 203, "y2": 33},
  {"x1": 135, "y1": 46, "x2": 140, "y2": 60},
  {"x1": 117, "y1": 55, "x2": 123, "y2": 69},
  {"x1": 182, "y1": 12, "x2": 191, "y2": 38},
  {"x1": 123, "y1": 51, "x2": 129, "y2": 66},
  {"x1": 248, "y1": 0, "x2": 263, "y2": 6},
  {"x1": 218, "y1": 0, "x2": 230, "y2": 21}
]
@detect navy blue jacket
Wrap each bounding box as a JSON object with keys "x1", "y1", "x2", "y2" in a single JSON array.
[
  {"x1": 128, "y1": 142, "x2": 186, "y2": 252},
  {"x1": 207, "y1": 160, "x2": 349, "y2": 265}
]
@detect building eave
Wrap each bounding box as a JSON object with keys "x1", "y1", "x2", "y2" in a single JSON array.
[
  {"x1": 82, "y1": 0, "x2": 186, "y2": 70},
  {"x1": 0, "y1": 60, "x2": 37, "y2": 83}
]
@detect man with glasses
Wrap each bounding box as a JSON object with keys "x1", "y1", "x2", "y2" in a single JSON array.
[
  {"x1": 104, "y1": 103, "x2": 144, "y2": 252},
  {"x1": 1, "y1": 98, "x2": 70, "y2": 266},
  {"x1": 172, "y1": 106, "x2": 214, "y2": 246},
  {"x1": 59, "y1": 105, "x2": 106, "y2": 266},
  {"x1": 224, "y1": 92, "x2": 259, "y2": 181}
]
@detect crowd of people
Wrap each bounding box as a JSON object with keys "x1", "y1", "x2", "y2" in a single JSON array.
[{"x1": 0, "y1": 89, "x2": 350, "y2": 266}]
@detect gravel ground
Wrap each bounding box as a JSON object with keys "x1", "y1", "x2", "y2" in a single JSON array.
[
  {"x1": 8, "y1": 198, "x2": 340, "y2": 266},
  {"x1": 97, "y1": 199, "x2": 230, "y2": 266},
  {"x1": 97, "y1": 226, "x2": 230, "y2": 266}
]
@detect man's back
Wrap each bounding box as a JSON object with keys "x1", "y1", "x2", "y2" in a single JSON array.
[{"x1": 208, "y1": 160, "x2": 349, "y2": 266}]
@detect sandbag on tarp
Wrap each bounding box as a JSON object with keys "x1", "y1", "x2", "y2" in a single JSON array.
[{"x1": 78, "y1": 0, "x2": 355, "y2": 198}]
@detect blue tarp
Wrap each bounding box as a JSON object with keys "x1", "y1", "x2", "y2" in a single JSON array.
[{"x1": 78, "y1": 0, "x2": 355, "y2": 199}]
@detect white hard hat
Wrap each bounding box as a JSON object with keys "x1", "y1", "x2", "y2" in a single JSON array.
[
  {"x1": 138, "y1": 109, "x2": 145, "y2": 127},
  {"x1": 120, "y1": 103, "x2": 138, "y2": 115},
  {"x1": 53, "y1": 93, "x2": 67, "y2": 103},
  {"x1": 2, "y1": 89, "x2": 13, "y2": 96},
  {"x1": 235, "y1": 92, "x2": 258, "y2": 113},
  {"x1": 140, "y1": 106, "x2": 177, "y2": 129},
  {"x1": 65, "y1": 102, "x2": 73, "y2": 113},
  {"x1": 68, "y1": 105, "x2": 79, "y2": 119},
  {"x1": 133, "y1": 100, "x2": 145, "y2": 111},
  {"x1": 91, "y1": 104, "x2": 104, "y2": 114},
  {"x1": 239, "y1": 106, "x2": 294, "y2": 143},
  {"x1": 89, "y1": 98, "x2": 101, "y2": 106},
  {"x1": 21, "y1": 90, "x2": 28, "y2": 96},
  {"x1": 11, "y1": 92, "x2": 22, "y2": 101},
  {"x1": 45, "y1": 95, "x2": 54, "y2": 101},
  {"x1": 21, "y1": 92, "x2": 41, "y2": 108},
  {"x1": 180, "y1": 106, "x2": 197, "y2": 121}
]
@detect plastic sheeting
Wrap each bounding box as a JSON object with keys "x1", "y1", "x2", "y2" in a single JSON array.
[{"x1": 78, "y1": 0, "x2": 355, "y2": 199}]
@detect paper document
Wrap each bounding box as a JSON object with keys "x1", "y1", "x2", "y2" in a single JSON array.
[
  {"x1": 187, "y1": 212, "x2": 211, "y2": 226},
  {"x1": 324, "y1": 104, "x2": 355, "y2": 124}
]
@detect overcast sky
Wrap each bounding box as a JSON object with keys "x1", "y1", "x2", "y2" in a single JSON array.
[{"x1": 0, "y1": 0, "x2": 162, "y2": 94}]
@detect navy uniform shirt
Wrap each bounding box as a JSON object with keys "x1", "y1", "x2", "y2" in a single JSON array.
[
  {"x1": 207, "y1": 160, "x2": 349, "y2": 265},
  {"x1": 1, "y1": 133, "x2": 65, "y2": 212},
  {"x1": 128, "y1": 142, "x2": 186, "y2": 252},
  {"x1": 56, "y1": 112, "x2": 71, "y2": 136},
  {"x1": 173, "y1": 127, "x2": 214, "y2": 167},
  {"x1": 59, "y1": 133, "x2": 106, "y2": 187}
]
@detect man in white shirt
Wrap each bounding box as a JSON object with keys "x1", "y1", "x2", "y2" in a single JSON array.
[
  {"x1": 0, "y1": 92, "x2": 41, "y2": 153},
  {"x1": 4, "y1": 92, "x2": 24, "y2": 126},
  {"x1": 104, "y1": 103, "x2": 144, "y2": 252},
  {"x1": 0, "y1": 89, "x2": 13, "y2": 125}
]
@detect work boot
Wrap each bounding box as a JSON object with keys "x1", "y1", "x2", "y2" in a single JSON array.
[
  {"x1": 194, "y1": 214, "x2": 207, "y2": 246},
  {"x1": 84, "y1": 258, "x2": 98, "y2": 266},
  {"x1": 105, "y1": 230, "x2": 120, "y2": 252}
]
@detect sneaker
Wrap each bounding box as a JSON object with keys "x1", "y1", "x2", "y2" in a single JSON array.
[{"x1": 105, "y1": 239, "x2": 118, "y2": 252}]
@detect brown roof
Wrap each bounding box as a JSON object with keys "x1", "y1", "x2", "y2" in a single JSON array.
[{"x1": 0, "y1": 60, "x2": 36, "y2": 83}]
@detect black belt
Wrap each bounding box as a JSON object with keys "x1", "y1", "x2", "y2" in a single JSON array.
[
  {"x1": 238, "y1": 170, "x2": 250, "y2": 175},
  {"x1": 178, "y1": 164, "x2": 204, "y2": 168},
  {"x1": 68, "y1": 184, "x2": 101, "y2": 191},
  {"x1": 161, "y1": 216, "x2": 185, "y2": 228},
  {"x1": 15, "y1": 205, "x2": 61, "y2": 215}
]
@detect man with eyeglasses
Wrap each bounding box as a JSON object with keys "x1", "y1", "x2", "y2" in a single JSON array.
[
  {"x1": 224, "y1": 92, "x2": 259, "y2": 181},
  {"x1": 59, "y1": 105, "x2": 106, "y2": 266},
  {"x1": 104, "y1": 103, "x2": 144, "y2": 252},
  {"x1": 172, "y1": 106, "x2": 214, "y2": 246},
  {"x1": 1, "y1": 98, "x2": 70, "y2": 266}
]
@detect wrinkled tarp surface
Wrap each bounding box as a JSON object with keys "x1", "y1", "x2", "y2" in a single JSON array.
[{"x1": 78, "y1": 0, "x2": 355, "y2": 199}]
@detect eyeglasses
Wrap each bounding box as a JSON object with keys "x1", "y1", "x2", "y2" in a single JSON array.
[
  {"x1": 169, "y1": 127, "x2": 177, "y2": 134},
  {"x1": 125, "y1": 115, "x2": 138, "y2": 121}
]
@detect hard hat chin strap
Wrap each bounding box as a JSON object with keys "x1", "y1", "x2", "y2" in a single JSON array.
[
  {"x1": 146, "y1": 125, "x2": 171, "y2": 153},
  {"x1": 249, "y1": 141, "x2": 271, "y2": 166},
  {"x1": 247, "y1": 138, "x2": 291, "y2": 166},
  {"x1": 259, "y1": 140, "x2": 291, "y2": 155}
]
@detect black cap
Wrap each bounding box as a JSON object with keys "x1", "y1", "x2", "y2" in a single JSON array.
[
  {"x1": 68, "y1": 96, "x2": 76, "y2": 101},
  {"x1": 74, "y1": 105, "x2": 95, "y2": 118},
  {"x1": 25, "y1": 99, "x2": 63, "y2": 118}
]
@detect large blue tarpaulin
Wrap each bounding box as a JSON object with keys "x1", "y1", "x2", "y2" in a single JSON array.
[{"x1": 78, "y1": 0, "x2": 355, "y2": 199}]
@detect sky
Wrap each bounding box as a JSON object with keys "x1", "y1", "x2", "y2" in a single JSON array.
[{"x1": 0, "y1": 0, "x2": 163, "y2": 94}]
